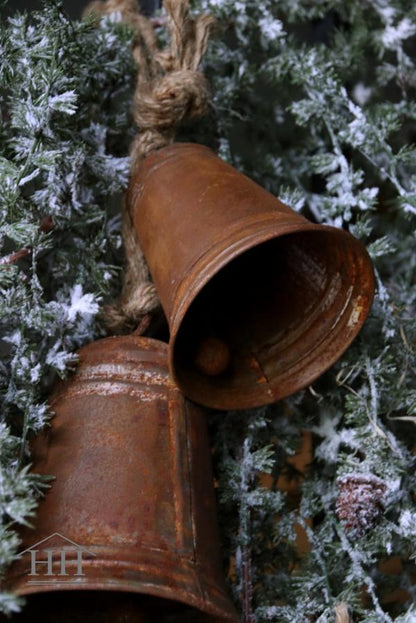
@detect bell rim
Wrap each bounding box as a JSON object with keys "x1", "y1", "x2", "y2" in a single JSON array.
[
  {"x1": 11, "y1": 576, "x2": 239, "y2": 623},
  {"x1": 168, "y1": 216, "x2": 375, "y2": 410}
]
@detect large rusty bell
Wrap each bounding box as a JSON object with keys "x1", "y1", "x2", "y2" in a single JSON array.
[
  {"x1": 7, "y1": 336, "x2": 239, "y2": 623},
  {"x1": 129, "y1": 143, "x2": 375, "y2": 410}
]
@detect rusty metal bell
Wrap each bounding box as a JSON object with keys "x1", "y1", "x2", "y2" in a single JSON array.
[
  {"x1": 129, "y1": 143, "x2": 375, "y2": 410},
  {"x1": 7, "y1": 336, "x2": 239, "y2": 623}
]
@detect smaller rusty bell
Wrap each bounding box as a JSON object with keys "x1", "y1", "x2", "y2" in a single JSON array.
[
  {"x1": 129, "y1": 143, "x2": 375, "y2": 410},
  {"x1": 6, "y1": 336, "x2": 239, "y2": 623}
]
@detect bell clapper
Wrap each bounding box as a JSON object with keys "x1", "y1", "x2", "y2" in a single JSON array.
[{"x1": 194, "y1": 336, "x2": 231, "y2": 376}]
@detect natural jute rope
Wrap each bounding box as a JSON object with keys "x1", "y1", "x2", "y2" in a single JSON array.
[
  {"x1": 334, "y1": 603, "x2": 352, "y2": 623},
  {"x1": 85, "y1": 0, "x2": 214, "y2": 331}
]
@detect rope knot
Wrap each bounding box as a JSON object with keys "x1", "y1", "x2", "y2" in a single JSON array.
[{"x1": 135, "y1": 70, "x2": 209, "y2": 130}]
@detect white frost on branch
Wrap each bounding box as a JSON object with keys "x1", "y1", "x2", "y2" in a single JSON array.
[
  {"x1": 66, "y1": 285, "x2": 100, "y2": 322},
  {"x1": 381, "y1": 18, "x2": 416, "y2": 50},
  {"x1": 258, "y1": 16, "x2": 285, "y2": 42}
]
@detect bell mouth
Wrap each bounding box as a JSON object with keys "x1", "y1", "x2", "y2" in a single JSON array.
[
  {"x1": 10, "y1": 591, "x2": 232, "y2": 622},
  {"x1": 171, "y1": 226, "x2": 374, "y2": 410}
]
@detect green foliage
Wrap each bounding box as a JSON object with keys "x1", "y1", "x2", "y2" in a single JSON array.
[
  {"x1": 0, "y1": 2, "x2": 136, "y2": 613},
  {"x1": 193, "y1": 0, "x2": 416, "y2": 621}
]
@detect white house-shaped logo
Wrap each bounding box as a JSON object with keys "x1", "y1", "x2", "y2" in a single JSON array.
[{"x1": 17, "y1": 532, "x2": 95, "y2": 585}]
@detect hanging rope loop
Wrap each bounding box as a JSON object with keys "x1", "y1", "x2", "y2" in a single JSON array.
[{"x1": 85, "y1": 0, "x2": 214, "y2": 331}]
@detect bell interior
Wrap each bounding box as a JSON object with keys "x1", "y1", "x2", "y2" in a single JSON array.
[
  {"x1": 9, "y1": 591, "x2": 217, "y2": 622},
  {"x1": 173, "y1": 229, "x2": 367, "y2": 409}
]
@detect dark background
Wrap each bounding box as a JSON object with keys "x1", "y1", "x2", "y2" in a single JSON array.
[{"x1": 4, "y1": 0, "x2": 159, "y2": 18}]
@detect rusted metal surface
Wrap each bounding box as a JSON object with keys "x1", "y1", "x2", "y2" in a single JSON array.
[
  {"x1": 129, "y1": 142, "x2": 375, "y2": 410},
  {"x1": 7, "y1": 335, "x2": 240, "y2": 623}
]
